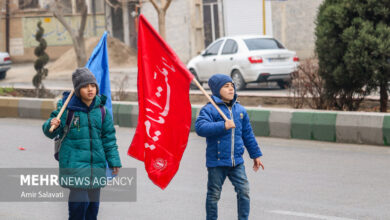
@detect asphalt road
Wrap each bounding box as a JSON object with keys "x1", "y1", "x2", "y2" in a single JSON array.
[{"x1": 0, "y1": 118, "x2": 390, "y2": 220}]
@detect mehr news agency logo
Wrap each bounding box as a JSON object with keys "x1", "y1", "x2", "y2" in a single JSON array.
[{"x1": 19, "y1": 174, "x2": 134, "y2": 199}]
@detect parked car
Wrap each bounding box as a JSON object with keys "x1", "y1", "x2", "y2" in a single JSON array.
[
  {"x1": 0, "y1": 52, "x2": 11, "y2": 80},
  {"x1": 187, "y1": 35, "x2": 299, "y2": 90}
]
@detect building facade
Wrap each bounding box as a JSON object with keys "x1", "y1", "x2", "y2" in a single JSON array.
[
  {"x1": 0, "y1": 0, "x2": 109, "y2": 62},
  {"x1": 0, "y1": 0, "x2": 323, "y2": 63},
  {"x1": 140, "y1": 0, "x2": 204, "y2": 63},
  {"x1": 271, "y1": 0, "x2": 324, "y2": 59},
  {"x1": 202, "y1": 0, "x2": 323, "y2": 59}
]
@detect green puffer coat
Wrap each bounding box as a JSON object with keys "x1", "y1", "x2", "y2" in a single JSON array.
[{"x1": 43, "y1": 92, "x2": 122, "y2": 189}]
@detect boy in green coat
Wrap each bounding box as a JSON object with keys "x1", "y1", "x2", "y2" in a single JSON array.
[{"x1": 42, "y1": 67, "x2": 122, "y2": 220}]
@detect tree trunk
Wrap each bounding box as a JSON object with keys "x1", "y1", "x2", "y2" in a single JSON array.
[
  {"x1": 158, "y1": 10, "x2": 166, "y2": 39},
  {"x1": 72, "y1": 35, "x2": 87, "y2": 67},
  {"x1": 380, "y1": 80, "x2": 388, "y2": 112},
  {"x1": 67, "y1": 33, "x2": 86, "y2": 67},
  {"x1": 51, "y1": 0, "x2": 87, "y2": 67},
  {"x1": 149, "y1": 0, "x2": 172, "y2": 39}
]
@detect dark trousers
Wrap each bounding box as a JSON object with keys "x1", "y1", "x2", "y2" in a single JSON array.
[{"x1": 68, "y1": 188, "x2": 100, "y2": 220}]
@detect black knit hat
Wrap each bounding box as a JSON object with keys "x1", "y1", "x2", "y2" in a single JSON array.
[{"x1": 72, "y1": 67, "x2": 99, "y2": 97}]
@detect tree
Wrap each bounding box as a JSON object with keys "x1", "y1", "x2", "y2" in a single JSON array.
[
  {"x1": 49, "y1": 0, "x2": 88, "y2": 67},
  {"x1": 149, "y1": 0, "x2": 173, "y2": 39},
  {"x1": 315, "y1": 0, "x2": 390, "y2": 111},
  {"x1": 104, "y1": 0, "x2": 173, "y2": 40},
  {"x1": 33, "y1": 21, "x2": 49, "y2": 93},
  {"x1": 290, "y1": 58, "x2": 329, "y2": 110}
]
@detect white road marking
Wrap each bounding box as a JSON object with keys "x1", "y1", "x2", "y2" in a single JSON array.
[{"x1": 268, "y1": 210, "x2": 356, "y2": 220}]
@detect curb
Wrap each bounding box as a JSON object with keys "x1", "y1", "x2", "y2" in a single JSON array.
[
  {"x1": 0, "y1": 97, "x2": 56, "y2": 119},
  {"x1": 1, "y1": 97, "x2": 389, "y2": 146}
]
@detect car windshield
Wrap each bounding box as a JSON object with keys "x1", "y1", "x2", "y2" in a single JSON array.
[{"x1": 244, "y1": 38, "x2": 285, "y2": 50}]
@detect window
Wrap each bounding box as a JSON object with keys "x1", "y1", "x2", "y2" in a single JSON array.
[
  {"x1": 244, "y1": 38, "x2": 285, "y2": 51},
  {"x1": 205, "y1": 40, "x2": 223, "y2": 56},
  {"x1": 203, "y1": 0, "x2": 217, "y2": 3},
  {"x1": 94, "y1": 0, "x2": 104, "y2": 13},
  {"x1": 18, "y1": 0, "x2": 39, "y2": 9},
  {"x1": 76, "y1": 0, "x2": 86, "y2": 13},
  {"x1": 64, "y1": 0, "x2": 105, "y2": 14},
  {"x1": 222, "y1": 39, "x2": 238, "y2": 55},
  {"x1": 203, "y1": 0, "x2": 220, "y2": 48}
]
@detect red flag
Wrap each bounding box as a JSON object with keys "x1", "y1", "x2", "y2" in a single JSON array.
[{"x1": 128, "y1": 15, "x2": 194, "y2": 189}]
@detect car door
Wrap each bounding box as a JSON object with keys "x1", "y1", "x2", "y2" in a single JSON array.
[
  {"x1": 215, "y1": 39, "x2": 239, "y2": 75},
  {"x1": 196, "y1": 39, "x2": 224, "y2": 81}
]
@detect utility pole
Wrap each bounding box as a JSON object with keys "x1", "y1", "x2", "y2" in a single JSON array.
[
  {"x1": 262, "y1": 0, "x2": 266, "y2": 35},
  {"x1": 5, "y1": 0, "x2": 10, "y2": 52},
  {"x1": 92, "y1": 0, "x2": 97, "y2": 36}
]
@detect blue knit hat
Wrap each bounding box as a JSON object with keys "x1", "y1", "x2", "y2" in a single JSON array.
[{"x1": 208, "y1": 74, "x2": 235, "y2": 98}]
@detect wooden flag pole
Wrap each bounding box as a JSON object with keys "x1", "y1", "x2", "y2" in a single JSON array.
[
  {"x1": 192, "y1": 78, "x2": 229, "y2": 121},
  {"x1": 49, "y1": 90, "x2": 74, "y2": 133}
]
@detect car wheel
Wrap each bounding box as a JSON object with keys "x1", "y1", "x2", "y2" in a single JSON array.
[
  {"x1": 277, "y1": 80, "x2": 290, "y2": 89},
  {"x1": 0, "y1": 71, "x2": 6, "y2": 80},
  {"x1": 231, "y1": 70, "x2": 246, "y2": 91},
  {"x1": 189, "y1": 69, "x2": 202, "y2": 90}
]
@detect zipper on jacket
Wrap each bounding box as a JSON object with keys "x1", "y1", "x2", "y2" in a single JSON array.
[
  {"x1": 225, "y1": 103, "x2": 236, "y2": 167},
  {"x1": 88, "y1": 112, "x2": 93, "y2": 188}
]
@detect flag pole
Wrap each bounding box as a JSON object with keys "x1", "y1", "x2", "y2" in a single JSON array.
[
  {"x1": 49, "y1": 90, "x2": 74, "y2": 133},
  {"x1": 192, "y1": 78, "x2": 229, "y2": 121}
]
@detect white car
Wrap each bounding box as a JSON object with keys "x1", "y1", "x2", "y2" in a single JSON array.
[
  {"x1": 187, "y1": 35, "x2": 299, "y2": 90},
  {"x1": 0, "y1": 52, "x2": 11, "y2": 80}
]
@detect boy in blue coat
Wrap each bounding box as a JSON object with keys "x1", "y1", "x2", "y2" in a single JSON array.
[{"x1": 195, "y1": 74, "x2": 264, "y2": 220}]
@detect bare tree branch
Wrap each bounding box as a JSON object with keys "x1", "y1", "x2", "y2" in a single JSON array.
[
  {"x1": 18, "y1": 0, "x2": 34, "y2": 9},
  {"x1": 78, "y1": 0, "x2": 87, "y2": 38},
  {"x1": 50, "y1": 0, "x2": 75, "y2": 38},
  {"x1": 49, "y1": 0, "x2": 87, "y2": 67},
  {"x1": 163, "y1": 0, "x2": 172, "y2": 12},
  {"x1": 147, "y1": 0, "x2": 173, "y2": 39},
  {"x1": 149, "y1": 0, "x2": 160, "y2": 12}
]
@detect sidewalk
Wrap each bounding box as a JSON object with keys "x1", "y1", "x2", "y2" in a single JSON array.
[
  {"x1": 0, "y1": 62, "x2": 384, "y2": 101},
  {"x1": 0, "y1": 62, "x2": 138, "y2": 90},
  {"x1": 1, "y1": 62, "x2": 291, "y2": 97}
]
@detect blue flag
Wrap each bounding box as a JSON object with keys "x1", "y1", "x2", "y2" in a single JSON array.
[
  {"x1": 85, "y1": 31, "x2": 112, "y2": 116},
  {"x1": 85, "y1": 32, "x2": 116, "y2": 178}
]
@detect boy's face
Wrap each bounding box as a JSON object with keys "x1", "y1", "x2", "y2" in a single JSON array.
[
  {"x1": 219, "y1": 82, "x2": 235, "y2": 102},
  {"x1": 79, "y1": 84, "x2": 97, "y2": 102}
]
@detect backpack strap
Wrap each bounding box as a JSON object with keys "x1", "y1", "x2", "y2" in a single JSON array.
[
  {"x1": 66, "y1": 110, "x2": 75, "y2": 127},
  {"x1": 100, "y1": 106, "x2": 106, "y2": 124},
  {"x1": 54, "y1": 110, "x2": 74, "y2": 161},
  {"x1": 99, "y1": 106, "x2": 106, "y2": 137},
  {"x1": 60, "y1": 110, "x2": 74, "y2": 142}
]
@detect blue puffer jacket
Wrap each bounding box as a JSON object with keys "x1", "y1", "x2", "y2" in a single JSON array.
[{"x1": 195, "y1": 89, "x2": 262, "y2": 168}]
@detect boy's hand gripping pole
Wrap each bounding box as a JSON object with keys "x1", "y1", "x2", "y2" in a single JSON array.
[
  {"x1": 192, "y1": 78, "x2": 229, "y2": 121},
  {"x1": 49, "y1": 90, "x2": 74, "y2": 133}
]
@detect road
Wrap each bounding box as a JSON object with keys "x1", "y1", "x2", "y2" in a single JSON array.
[{"x1": 0, "y1": 118, "x2": 389, "y2": 219}]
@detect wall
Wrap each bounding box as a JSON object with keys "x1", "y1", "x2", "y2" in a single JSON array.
[
  {"x1": 271, "y1": 0, "x2": 324, "y2": 59},
  {"x1": 141, "y1": 0, "x2": 204, "y2": 63},
  {"x1": 0, "y1": 11, "x2": 106, "y2": 62}
]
